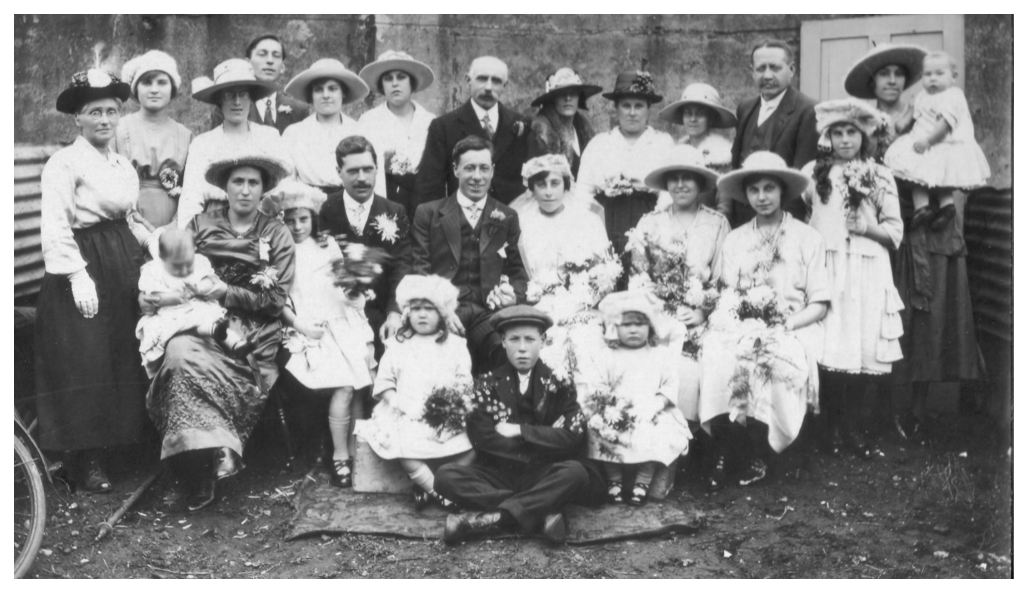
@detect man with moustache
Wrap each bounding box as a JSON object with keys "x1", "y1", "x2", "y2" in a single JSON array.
[
  {"x1": 411, "y1": 135, "x2": 528, "y2": 372},
  {"x1": 211, "y1": 34, "x2": 309, "y2": 133},
  {"x1": 435, "y1": 306, "x2": 606, "y2": 546},
  {"x1": 414, "y1": 56, "x2": 530, "y2": 205},
  {"x1": 729, "y1": 39, "x2": 818, "y2": 226}
]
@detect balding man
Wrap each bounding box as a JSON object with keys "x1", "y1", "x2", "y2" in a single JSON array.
[{"x1": 414, "y1": 56, "x2": 530, "y2": 205}]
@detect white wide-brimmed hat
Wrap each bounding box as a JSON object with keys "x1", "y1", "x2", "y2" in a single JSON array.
[
  {"x1": 358, "y1": 50, "x2": 435, "y2": 93},
  {"x1": 643, "y1": 144, "x2": 719, "y2": 192},
  {"x1": 191, "y1": 59, "x2": 276, "y2": 105},
  {"x1": 658, "y1": 82, "x2": 737, "y2": 128},
  {"x1": 531, "y1": 67, "x2": 602, "y2": 110},
  {"x1": 843, "y1": 43, "x2": 927, "y2": 100},
  {"x1": 598, "y1": 289, "x2": 672, "y2": 342},
  {"x1": 121, "y1": 50, "x2": 183, "y2": 98},
  {"x1": 395, "y1": 275, "x2": 460, "y2": 321},
  {"x1": 716, "y1": 151, "x2": 809, "y2": 204},
  {"x1": 270, "y1": 178, "x2": 328, "y2": 214},
  {"x1": 204, "y1": 151, "x2": 290, "y2": 189},
  {"x1": 285, "y1": 58, "x2": 370, "y2": 105},
  {"x1": 814, "y1": 98, "x2": 889, "y2": 150}
]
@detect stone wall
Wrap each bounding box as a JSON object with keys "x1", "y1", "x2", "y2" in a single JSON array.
[{"x1": 13, "y1": 14, "x2": 1012, "y2": 187}]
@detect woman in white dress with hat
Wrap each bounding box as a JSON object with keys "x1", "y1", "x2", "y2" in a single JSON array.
[
  {"x1": 178, "y1": 59, "x2": 290, "y2": 227},
  {"x1": 356, "y1": 50, "x2": 437, "y2": 219},
  {"x1": 281, "y1": 58, "x2": 370, "y2": 195},
  {"x1": 699, "y1": 151, "x2": 829, "y2": 490}
]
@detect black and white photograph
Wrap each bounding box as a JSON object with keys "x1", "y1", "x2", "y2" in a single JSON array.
[{"x1": 9, "y1": 10, "x2": 1015, "y2": 580}]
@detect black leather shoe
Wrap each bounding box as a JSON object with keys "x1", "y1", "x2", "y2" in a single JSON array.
[
  {"x1": 540, "y1": 513, "x2": 568, "y2": 545},
  {"x1": 627, "y1": 482, "x2": 649, "y2": 506},
  {"x1": 443, "y1": 511, "x2": 507, "y2": 546},
  {"x1": 606, "y1": 481, "x2": 623, "y2": 504},
  {"x1": 329, "y1": 458, "x2": 353, "y2": 488},
  {"x1": 430, "y1": 491, "x2": 460, "y2": 512},
  {"x1": 186, "y1": 479, "x2": 216, "y2": 512},
  {"x1": 80, "y1": 452, "x2": 112, "y2": 494},
  {"x1": 213, "y1": 447, "x2": 242, "y2": 480},
  {"x1": 413, "y1": 487, "x2": 432, "y2": 511}
]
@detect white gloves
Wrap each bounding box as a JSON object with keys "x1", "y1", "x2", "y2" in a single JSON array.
[{"x1": 68, "y1": 269, "x2": 98, "y2": 318}]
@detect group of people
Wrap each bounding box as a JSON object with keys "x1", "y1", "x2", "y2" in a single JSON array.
[{"x1": 35, "y1": 32, "x2": 992, "y2": 545}]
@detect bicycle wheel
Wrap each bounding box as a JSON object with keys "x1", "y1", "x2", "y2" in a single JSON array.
[{"x1": 14, "y1": 433, "x2": 46, "y2": 578}]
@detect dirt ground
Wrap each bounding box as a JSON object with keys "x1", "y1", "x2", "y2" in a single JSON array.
[{"x1": 21, "y1": 408, "x2": 1011, "y2": 579}]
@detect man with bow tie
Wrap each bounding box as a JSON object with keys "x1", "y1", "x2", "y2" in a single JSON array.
[
  {"x1": 320, "y1": 135, "x2": 411, "y2": 353},
  {"x1": 411, "y1": 135, "x2": 528, "y2": 372},
  {"x1": 211, "y1": 34, "x2": 309, "y2": 133},
  {"x1": 414, "y1": 56, "x2": 530, "y2": 205},
  {"x1": 729, "y1": 39, "x2": 818, "y2": 226}
]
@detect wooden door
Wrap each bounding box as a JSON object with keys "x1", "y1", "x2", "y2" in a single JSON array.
[{"x1": 799, "y1": 15, "x2": 965, "y2": 101}]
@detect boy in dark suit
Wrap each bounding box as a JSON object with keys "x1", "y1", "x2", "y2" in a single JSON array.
[
  {"x1": 435, "y1": 305, "x2": 606, "y2": 545},
  {"x1": 414, "y1": 56, "x2": 529, "y2": 205},
  {"x1": 211, "y1": 34, "x2": 309, "y2": 133},
  {"x1": 411, "y1": 135, "x2": 528, "y2": 372}
]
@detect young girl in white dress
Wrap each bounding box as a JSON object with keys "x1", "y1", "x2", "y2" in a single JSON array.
[
  {"x1": 136, "y1": 228, "x2": 248, "y2": 378},
  {"x1": 355, "y1": 275, "x2": 474, "y2": 510},
  {"x1": 803, "y1": 100, "x2": 904, "y2": 459},
  {"x1": 586, "y1": 290, "x2": 691, "y2": 505},
  {"x1": 884, "y1": 50, "x2": 991, "y2": 231},
  {"x1": 279, "y1": 180, "x2": 375, "y2": 488}
]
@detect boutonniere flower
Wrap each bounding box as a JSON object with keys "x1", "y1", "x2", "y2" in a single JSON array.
[
  {"x1": 250, "y1": 266, "x2": 279, "y2": 289},
  {"x1": 497, "y1": 242, "x2": 509, "y2": 259},
  {"x1": 158, "y1": 159, "x2": 183, "y2": 199},
  {"x1": 489, "y1": 210, "x2": 507, "y2": 223},
  {"x1": 371, "y1": 213, "x2": 400, "y2": 244},
  {"x1": 512, "y1": 121, "x2": 526, "y2": 138},
  {"x1": 278, "y1": 104, "x2": 293, "y2": 114},
  {"x1": 258, "y1": 237, "x2": 271, "y2": 263}
]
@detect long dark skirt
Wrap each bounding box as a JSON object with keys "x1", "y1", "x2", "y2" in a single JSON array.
[
  {"x1": 891, "y1": 189, "x2": 983, "y2": 384},
  {"x1": 146, "y1": 314, "x2": 283, "y2": 460},
  {"x1": 34, "y1": 219, "x2": 147, "y2": 451}
]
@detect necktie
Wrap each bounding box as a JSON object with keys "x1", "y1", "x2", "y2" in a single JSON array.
[
  {"x1": 481, "y1": 113, "x2": 495, "y2": 139},
  {"x1": 465, "y1": 203, "x2": 482, "y2": 226},
  {"x1": 350, "y1": 203, "x2": 366, "y2": 235},
  {"x1": 263, "y1": 99, "x2": 274, "y2": 126}
]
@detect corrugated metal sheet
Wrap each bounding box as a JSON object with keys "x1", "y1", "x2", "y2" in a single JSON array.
[
  {"x1": 14, "y1": 144, "x2": 60, "y2": 300},
  {"x1": 965, "y1": 188, "x2": 1013, "y2": 342}
]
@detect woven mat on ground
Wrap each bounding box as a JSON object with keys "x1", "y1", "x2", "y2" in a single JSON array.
[{"x1": 286, "y1": 470, "x2": 706, "y2": 545}]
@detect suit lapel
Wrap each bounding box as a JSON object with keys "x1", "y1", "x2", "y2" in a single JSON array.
[
  {"x1": 495, "y1": 363, "x2": 522, "y2": 416},
  {"x1": 769, "y1": 87, "x2": 797, "y2": 141},
  {"x1": 458, "y1": 101, "x2": 484, "y2": 138},
  {"x1": 492, "y1": 103, "x2": 515, "y2": 157},
  {"x1": 363, "y1": 196, "x2": 389, "y2": 245},
  {"x1": 478, "y1": 198, "x2": 503, "y2": 254},
  {"x1": 529, "y1": 363, "x2": 552, "y2": 419},
  {"x1": 439, "y1": 196, "x2": 463, "y2": 263}
]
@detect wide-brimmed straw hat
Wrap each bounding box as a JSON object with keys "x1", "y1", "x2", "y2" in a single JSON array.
[
  {"x1": 598, "y1": 290, "x2": 672, "y2": 342},
  {"x1": 191, "y1": 59, "x2": 276, "y2": 105},
  {"x1": 285, "y1": 58, "x2": 370, "y2": 105},
  {"x1": 270, "y1": 178, "x2": 328, "y2": 214},
  {"x1": 644, "y1": 144, "x2": 719, "y2": 192},
  {"x1": 531, "y1": 67, "x2": 602, "y2": 110},
  {"x1": 843, "y1": 43, "x2": 927, "y2": 100},
  {"x1": 56, "y1": 68, "x2": 131, "y2": 114},
  {"x1": 716, "y1": 151, "x2": 809, "y2": 204},
  {"x1": 602, "y1": 71, "x2": 663, "y2": 104},
  {"x1": 657, "y1": 82, "x2": 737, "y2": 128},
  {"x1": 395, "y1": 275, "x2": 460, "y2": 321},
  {"x1": 814, "y1": 98, "x2": 889, "y2": 150},
  {"x1": 358, "y1": 50, "x2": 435, "y2": 93},
  {"x1": 204, "y1": 152, "x2": 290, "y2": 189},
  {"x1": 121, "y1": 50, "x2": 183, "y2": 98}
]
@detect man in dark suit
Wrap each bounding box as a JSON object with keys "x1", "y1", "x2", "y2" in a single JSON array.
[
  {"x1": 411, "y1": 135, "x2": 528, "y2": 372},
  {"x1": 435, "y1": 306, "x2": 606, "y2": 545},
  {"x1": 211, "y1": 34, "x2": 309, "y2": 133},
  {"x1": 729, "y1": 39, "x2": 819, "y2": 226},
  {"x1": 320, "y1": 135, "x2": 411, "y2": 351},
  {"x1": 414, "y1": 56, "x2": 530, "y2": 205}
]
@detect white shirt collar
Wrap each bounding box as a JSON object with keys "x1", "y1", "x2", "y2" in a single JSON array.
[
  {"x1": 760, "y1": 89, "x2": 786, "y2": 111},
  {"x1": 456, "y1": 191, "x2": 486, "y2": 211},
  {"x1": 470, "y1": 100, "x2": 499, "y2": 128},
  {"x1": 517, "y1": 370, "x2": 532, "y2": 394},
  {"x1": 342, "y1": 191, "x2": 373, "y2": 214}
]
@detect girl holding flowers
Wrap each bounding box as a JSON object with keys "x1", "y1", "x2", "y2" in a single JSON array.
[
  {"x1": 801, "y1": 99, "x2": 904, "y2": 459},
  {"x1": 698, "y1": 152, "x2": 830, "y2": 490},
  {"x1": 585, "y1": 290, "x2": 691, "y2": 506},
  {"x1": 354, "y1": 275, "x2": 473, "y2": 510},
  {"x1": 279, "y1": 179, "x2": 376, "y2": 488},
  {"x1": 629, "y1": 144, "x2": 729, "y2": 424}
]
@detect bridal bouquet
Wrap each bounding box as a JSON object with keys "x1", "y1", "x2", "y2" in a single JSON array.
[
  {"x1": 598, "y1": 173, "x2": 650, "y2": 198},
  {"x1": 421, "y1": 382, "x2": 473, "y2": 440},
  {"x1": 331, "y1": 242, "x2": 389, "y2": 300},
  {"x1": 840, "y1": 159, "x2": 877, "y2": 211},
  {"x1": 583, "y1": 390, "x2": 637, "y2": 459},
  {"x1": 708, "y1": 278, "x2": 787, "y2": 332}
]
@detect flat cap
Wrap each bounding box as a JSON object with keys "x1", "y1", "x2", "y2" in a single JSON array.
[{"x1": 491, "y1": 305, "x2": 553, "y2": 333}]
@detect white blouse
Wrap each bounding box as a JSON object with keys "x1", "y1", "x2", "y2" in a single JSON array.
[
  {"x1": 357, "y1": 101, "x2": 436, "y2": 194},
  {"x1": 177, "y1": 123, "x2": 290, "y2": 228},
  {"x1": 517, "y1": 203, "x2": 610, "y2": 280},
  {"x1": 282, "y1": 113, "x2": 361, "y2": 188},
  {"x1": 40, "y1": 136, "x2": 141, "y2": 274},
  {"x1": 573, "y1": 126, "x2": 675, "y2": 207}
]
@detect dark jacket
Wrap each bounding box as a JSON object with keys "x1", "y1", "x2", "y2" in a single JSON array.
[
  {"x1": 527, "y1": 109, "x2": 595, "y2": 179},
  {"x1": 211, "y1": 91, "x2": 310, "y2": 134},
  {"x1": 319, "y1": 193, "x2": 411, "y2": 315},
  {"x1": 411, "y1": 194, "x2": 528, "y2": 304},
  {"x1": 467, "y1": 361, "x2": 586, "y2": 467},
  {"x1": 730, "y1": 86, "x2": 819, "y2": 170},
  {"x1": 414, "y1": 100, "x2": 530, "y2": 205}
]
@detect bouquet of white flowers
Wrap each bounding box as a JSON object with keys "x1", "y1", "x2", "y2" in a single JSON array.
[
  {"x1": 598, "y1": 173, "x2": 650, "y2": 198},
  {"x1": 422, "y1": 382, "x2": 472, "y2": 440},
  {"x1": 583, "y1": 390, "x2": 637, "y2": 459}
]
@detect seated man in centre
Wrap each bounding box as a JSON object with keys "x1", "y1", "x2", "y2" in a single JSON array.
[
  {"x1": 435, "y1": 305, "x2": 607, "y2": 545},
  {"x1": 411, "y1": 135, "x2": 528, "y2": 371}
]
